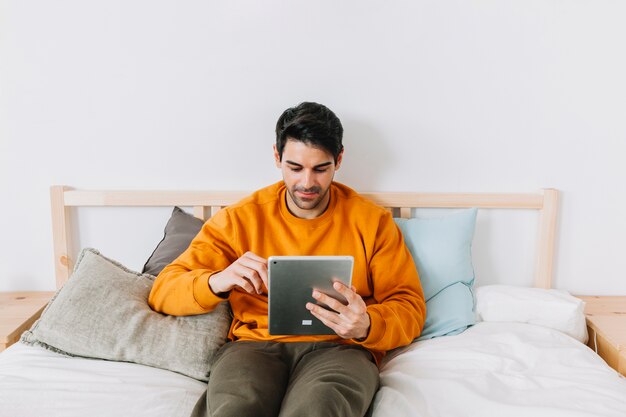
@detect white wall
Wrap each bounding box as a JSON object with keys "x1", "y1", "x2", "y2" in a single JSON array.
[{"x1": 1, "y1": 1, "x2": 625, "y2": 294}]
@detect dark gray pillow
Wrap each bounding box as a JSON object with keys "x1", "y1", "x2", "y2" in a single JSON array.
[
  {"x1": 21, "y1": 248, "x2": 231, "y2": 381},
  {"x1": 142, "y1": 207, "x2": 204, "y2": 276}
]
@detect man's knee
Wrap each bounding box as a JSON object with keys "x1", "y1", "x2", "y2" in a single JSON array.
[
  {"x1": 206, "y1": 342, "x2": 289, "y2": 417},
  {"x1": 281, "y1": 345, "x2": 379, "y2": 417}
]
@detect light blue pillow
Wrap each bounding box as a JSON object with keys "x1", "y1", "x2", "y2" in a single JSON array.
[{"x1": 394, "y1": 208, "x2": 477, "y2": 340}]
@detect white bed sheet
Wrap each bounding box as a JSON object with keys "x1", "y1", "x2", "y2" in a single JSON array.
[
  {"x1": 371, "y1": 321, "x2": 626, "y2": 417},
  {"x1": 0, "y1": 342, "x2": 206, "y2": 417}
]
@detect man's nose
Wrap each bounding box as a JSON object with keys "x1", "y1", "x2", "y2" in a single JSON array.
[{"x1": 302, "y1": 170, "x2": 314, "y2": 189}]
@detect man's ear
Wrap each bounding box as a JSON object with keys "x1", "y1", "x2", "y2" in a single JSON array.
[
  {"x1": 335, "y1": 148, "x2": 344, "y2": 171},
  {"x1": 273, "y1": 144, "x2": 281, "y2": 168}
]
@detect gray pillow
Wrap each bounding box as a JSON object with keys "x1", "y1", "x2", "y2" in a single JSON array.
[
  {"x1": 142, "y1": 207, "x2": 204, "y2": 276},
  {"x1": 21, "y1": 248, "x2": 231, "y2": 381}
]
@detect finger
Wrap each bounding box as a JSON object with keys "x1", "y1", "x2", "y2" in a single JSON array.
[
  {"x1": 238, "y1": 255, "x2": 268, "y2": 274},
  {"x1": 234, "y1": 265, "x2": 265, "y2": 294},
  {"x1": 243, "y1": 251, "x2": 268, "y2": 265},
  {"x1": 324, "y1": 286, "x2": 367, "y2": 324},
  {"x1": 312, "y1": 290, "x2": 348, "y2": 314},
  {"x1": 307, "y1": 303, "x2": 350, "y2": 338},
  {"x1": 233, "y1": 275, "x2": 257, "y2": 294},
  {"x1": 238, "y1": 255, "x2": 269, "y2": 289},
  {"x1": 306, "y1": 302, "x2": 341, "y2": 327},
  {"x1": 333, "y1": 281, "x2": 361, "y2": 305}
]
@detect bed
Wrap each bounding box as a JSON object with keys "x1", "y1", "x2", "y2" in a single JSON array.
[{"x1": 1, "y1": 186, "x2": 625, "y2": 417}]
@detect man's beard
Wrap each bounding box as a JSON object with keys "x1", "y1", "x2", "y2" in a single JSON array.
[{"x1": 286, "y1": 186, "x2": 329, "y2": 211}]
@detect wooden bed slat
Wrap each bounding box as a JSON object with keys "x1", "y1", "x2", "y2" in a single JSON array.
[
  {"x1": 534, "y1": 188, "x2": 559, "y2": 289},
  {"x1": 210, "y1": 206, "x2": 223, "y2": 218},
  {"x1": 193, "y1": 206, "x2": 207, "y2": 220},
  {"x1": 192, "y1": 206, "x2": 225, "y2": 221},
  {"x1": 50, "y1": 186, "x2": 73, "y2": 288}
]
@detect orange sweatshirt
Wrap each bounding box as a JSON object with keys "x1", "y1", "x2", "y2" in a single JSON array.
[{"x1": 149, "y1": 181, "x2": 426, "y2": 363}]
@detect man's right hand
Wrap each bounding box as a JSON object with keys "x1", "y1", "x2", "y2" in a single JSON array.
[{"x1": 208, "y1": 252, "x2": 268, "y2": 295}]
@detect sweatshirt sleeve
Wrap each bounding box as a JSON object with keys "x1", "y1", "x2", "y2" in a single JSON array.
[
  {"x1": 148, "y1": 208, "x2": 240, "y2": 315},
  {"x1": 356, "y1": 212, "x2": 426, "y2": 352}
]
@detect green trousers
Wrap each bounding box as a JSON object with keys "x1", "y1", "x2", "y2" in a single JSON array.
[{"x1": 190, "y1": 341, "x2": 380, "y2": 417}]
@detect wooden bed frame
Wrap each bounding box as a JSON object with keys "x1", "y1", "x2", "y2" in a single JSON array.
[{"x1": 50, "y1": 186, "x2": 559, "y2": 290}]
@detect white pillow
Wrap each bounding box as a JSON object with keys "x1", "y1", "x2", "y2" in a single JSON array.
[{"x1": 475, "y1": 285, "x2": 588, "y2": 343}]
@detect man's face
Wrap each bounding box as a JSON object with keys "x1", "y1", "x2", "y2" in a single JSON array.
[{"x1": 274, "y1": 139, "x2": 343, "y2": 219}]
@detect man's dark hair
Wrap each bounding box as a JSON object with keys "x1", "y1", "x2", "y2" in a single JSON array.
[{"x1": 275, "y1": 102, "x2": 344, "y2": 163}]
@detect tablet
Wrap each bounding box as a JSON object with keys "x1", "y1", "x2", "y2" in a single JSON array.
[{"x1": 268, "y1": 256, "x2": 354, "y2": 335}]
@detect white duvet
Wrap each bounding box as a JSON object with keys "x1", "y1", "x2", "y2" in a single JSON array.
[
  {"x1": 371, "y1": 322, "x2": 626, "y2": 417},
  {"x1": 0, "y1": 342, "x2": 205, "y2": 417},
  {"x1": 2, "y1": 322, "x2": 626, "y2": 417}
]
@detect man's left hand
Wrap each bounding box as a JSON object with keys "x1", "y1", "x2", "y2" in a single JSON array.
[{"x1": 306, "y1": 281, "x2": 370, "y2": 340}]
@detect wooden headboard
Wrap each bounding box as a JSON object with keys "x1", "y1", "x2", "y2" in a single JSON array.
[{"x1": 50, "y1": 186, "x2": 559, "y2": 290}]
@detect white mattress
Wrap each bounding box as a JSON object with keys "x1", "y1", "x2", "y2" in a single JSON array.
[
  {"x1": 371, "y1": 321, "x2": 626, "y2": 417},
  {"x1": 0, "y1": 342, "x2": 205, "y2": 417},
  {"x1": 2, "y1": 322, "x2": 626, "y2": 417}
]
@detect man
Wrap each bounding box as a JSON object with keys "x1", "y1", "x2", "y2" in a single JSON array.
[{"x1": 149, "y1": 102, "x2": 426, "y2": 417}]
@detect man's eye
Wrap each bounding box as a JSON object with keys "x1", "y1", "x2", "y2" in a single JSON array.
[
  {"x1": 290, "y1": 167, "x2": 302, "y2": 172},
  {"x1": 314, "y1": 169, "x2": 328, "y2": 173}
]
